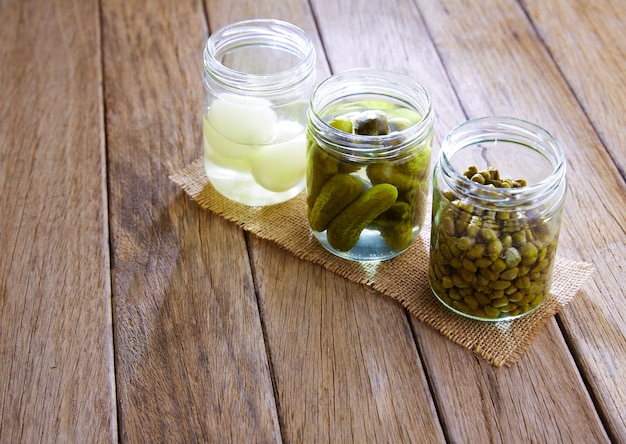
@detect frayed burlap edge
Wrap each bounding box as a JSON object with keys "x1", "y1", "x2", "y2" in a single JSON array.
[{"x1": 170, "y1": 158, "x2": 594, "y2": 367}]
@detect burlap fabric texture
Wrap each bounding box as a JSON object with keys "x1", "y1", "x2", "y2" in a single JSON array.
[{"x1": 171, "y1": 158, "x2": 594, "y2": 367}]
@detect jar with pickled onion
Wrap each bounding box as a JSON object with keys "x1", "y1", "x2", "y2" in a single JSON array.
[{"x1": 202, "y1": 19, "x2": 316, "y2": 206}]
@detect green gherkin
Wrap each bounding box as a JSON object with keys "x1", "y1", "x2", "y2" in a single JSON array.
[
  {"x1": 352, "y1": 110, "x2": 390, "y2": 136},
  {"x1": 327, "y1": 183, "x2": 398, "y2": 251},
  {"x1": 366, "y1": 145, "x2": 431, "y2": 192},
  {"x1": 308, "y1": 174, "x2": 363, "y2": 232},
  {"x1": 374, "y1": 201, "x2": 414, "y2": 250}
]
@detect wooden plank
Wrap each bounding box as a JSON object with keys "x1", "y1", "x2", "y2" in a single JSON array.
[
  {"x1": 205, "y1": 1, "x2": 446, "y2": 441},
  {"x1": 101, "y1": 0, "x2": 280, "y2": 441},
  {"x1": 0, "y1": 0, "x2": 116, "y2": 442},
  {"x1": 522, "y1": 0, "x2": 626, "y2": 177},
  {"x1": 415, "y1": 0, "x2": 625, "y2": 440},
  {"x1": 249, "y1": 239, "x2": 445, "y2": 442},
  {"x1": 521, "y1": 0, "x2": 626, "y2": 437},
  {"x1": 312, "y1": 0, "x2": 615, "y2": 441},
  {"x1": 416, "y1": 321, "x2": 610, "y2": 442}
]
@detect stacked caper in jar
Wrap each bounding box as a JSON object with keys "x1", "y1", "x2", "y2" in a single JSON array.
[{"x1": 428, "y1": 166, "x2": 561, "y2": 320}]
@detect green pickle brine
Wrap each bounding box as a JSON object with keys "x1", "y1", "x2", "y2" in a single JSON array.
[
  {"x1": 429, "y1": 117, "x2": 568, "y2": 321},
  {"x1": 306, "y1": 69, "x2": 434, "y2": 261}
]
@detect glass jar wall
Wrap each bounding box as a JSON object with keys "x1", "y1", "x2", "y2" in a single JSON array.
[
  {"x1": 306, "y1": 69, "x2": 434, "y2": 261},
  {"x1": 428, "y1": 117, "x2": 568, "y2": 321},
  {"x1": 202, "y1": 19, "x2": 316, "y2": 206}
]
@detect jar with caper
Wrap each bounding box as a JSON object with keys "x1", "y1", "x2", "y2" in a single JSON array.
[
  {"x1": 429, "y1": 117, "x2": 567, "y2": 321},
  {"x1": 307, "y1": 69, "x2": 434, "y2": 261}
]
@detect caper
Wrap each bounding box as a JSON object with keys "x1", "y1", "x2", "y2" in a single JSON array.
[
  {"x1": 429, "y1": 164, "x2": 557, "y2": 320},
  {"x1": 475, "y1": 292, "x2": 491, "y2": 306},
  {"x1": 520, "y1": 242, "x2": 539, "y2": 258},
  {"x1": 464, "y1": 165, "x2": 478, "y2": 179},
  {"x1": 481, "y1": 228, "x2": 499, "y2": 242},
  {"x1": 462, "y1": 258, "x2": 478, "y2": 273},
  {"x1": 489, "y1": 280, "x2": 512, "y2": 291},
  {"x1": 492, "y1": 297, "x2": 509, "y2": 308},
  {"x1": 484, "y1": 306, "x2": 501, "y2": 318},
  {"x1": 490, "y1": 258, "x2": 507, "y2": 274},
  {"x1": 471, "y1": 173, "x2": 485, "y2": 184},
  {"x1": 479, "y1": 169, "x2": 492, "y2": 182},
  {"x1": 499, "y1": 268, "x2": 519, "y2": 281},
  {"x1": 464, "y1": 295, "x2": 480, "y2": 310},
  {"x1": 503, "y1": 247, "x2": 522, "y2": 268},
  {"x1": 487, "y1": 238, "x2": 503, "y2": 256}
]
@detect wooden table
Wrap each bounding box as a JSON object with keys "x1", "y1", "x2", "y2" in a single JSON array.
[{"x1": 1, "y1": 0, "x2": 624, "y2": 442}]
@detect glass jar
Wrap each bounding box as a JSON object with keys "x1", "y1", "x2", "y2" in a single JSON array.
[
  {"x1": 428, "y1": 117, "x2": 567, "y2": 321},
  {"x1": 202, "y1": 19, "x2": 316, "y2": 206},
  {"x1": 306, "y1": 69, "x2": 434, "y2": 261}
]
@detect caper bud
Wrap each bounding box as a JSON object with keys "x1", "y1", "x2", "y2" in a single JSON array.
[
  {"x1": 487, "y1": 238, "x2": 503, "y2": 256},
  {"x1": 487, "y1": 166, "x2": 500, "y2": 181},
  {"x1": 484, "y1": 306, "x2": 501, "y2": 318},
  {"x1": 471, "y1": 173, "x2": 485, "y2": 184},
  {"x1": 466, "y1": 243, "x2": 486, "y2": 259},
  {"x1": 462, "y1": 258, "x2": 478, "y2": 272},
  {"x1": 490, "y1": 258, "x2": 507, "y2": 274},
  {"x1": 429, "y1": 163, "x2": 557, "y2": 321},
  {"x1": 481, "y1": 228, "x2": 499, "y2": 242},
  {"x1": 492, "y1": 297, "x2": 509, "y2": 308},
  {"x1": 456, "y1": 236, "x2": 475, "y2": 251},
  {"x1": 500, "y1": 234, "x2": 513, "y2": 249},
  {"x1": 499, "y1": 268, "x2": 519, "y2": 281},
  {"x1": 503, "y1": 247, "x2": 522, "y2": 268},
  {"x1": 464, "y1": 165, "x2": 478, "y2": 179}
]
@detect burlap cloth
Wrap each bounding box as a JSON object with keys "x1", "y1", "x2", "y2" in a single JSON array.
[{"x1": 170, "y1": 158, "x2": 594, "y2": 367}]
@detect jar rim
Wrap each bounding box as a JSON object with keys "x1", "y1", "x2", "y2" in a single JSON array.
[
  {"x1": 307, "y1": 68, "x2": 434, "y2": 160},
  {"x1": 439, "y1": 116, "x2": 567, "y2": 207},
  {"x1": 204, "y1": 19, "x2": 315, "y2": 94}
]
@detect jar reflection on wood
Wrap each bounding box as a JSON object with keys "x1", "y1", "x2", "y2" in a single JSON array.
[
  {"x1": 202, "y1": 19, "x2": 316, "y2": 206},
  {"x1": 306, "y1": 69, "x2": 434, "y2": 261},
  {"x1": 428, "y1": 117, "x2": 568, "y2": 321}
]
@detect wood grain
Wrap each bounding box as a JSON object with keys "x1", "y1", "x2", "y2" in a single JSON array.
[
  {"x1": 312, "y1": 0, "x2": 617, "y2": 441},
  {"x1": 0, "y1": 0, "x2": 116, "y2": 442},
  {"x1": 2, "y1": 0, "x2": 623, "y2": 441},
  {"x1": 102, "y1": 0, "x2": 280, "y2": 440},
  {"x1": 522, "y1": 0, "x2": 626, "y2": 178},
  {"x1": 249, "y1": 238, "x2": 446, "y2": 442},
  {"x1": 519, "y1": 2, "x2": 626, "y2": 434},
  {"x1": 204, "y1": 0, "x2": 445, "y2": 441},
  {"x1": 414, "y1": 0, "x2": 625, "y2": 440}
]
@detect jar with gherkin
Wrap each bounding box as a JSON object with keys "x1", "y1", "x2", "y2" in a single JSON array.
[
  {"x1": 429, "y1": 117, "x2": 568, "y2": 321},
  {"x1": 306, "y1": 69, "x2": 434, "y2": 261}
]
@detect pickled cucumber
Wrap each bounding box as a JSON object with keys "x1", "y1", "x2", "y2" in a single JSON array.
[
  {"x1": 327, "y1": 183, "x2": 398, "y2": 251},
  {"x1": 308, "y1": 174, "x2": 363, "y2": 232},
  {"x1": 353, "y1": 110, "x2": 390, "y2": 136},
  {"x1": 366, "y1": 145, "x2": 431, "y2": 191},
  {"x1": 375, "y1": 201, "x2": 414, "y2": 250},
  {"x1": 306, "y1": 140, "x2": 339, "y2": 207},
  {"x1": 307, "y1": 101, "x2": 432, "y2": 256}
]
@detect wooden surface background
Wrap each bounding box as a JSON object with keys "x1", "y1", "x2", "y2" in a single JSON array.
[{"x1": 1, "y1": 0, "x2": 624, "y2": 442}]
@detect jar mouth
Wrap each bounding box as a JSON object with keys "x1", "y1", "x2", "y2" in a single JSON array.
[
  {"x1": 439, "y1": 116, "x2": 567, "y2": 207},
  {"x1": 204, "y1": 19, "x2": 316, "y2": 95},
  {"x1": 308, "y1": 68, "x2": 434, "y2": 160}
]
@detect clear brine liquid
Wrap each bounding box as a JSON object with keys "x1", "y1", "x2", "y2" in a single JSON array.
[{"x1": 203, "y1": 94, "x2": 308, "y2": 206}]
